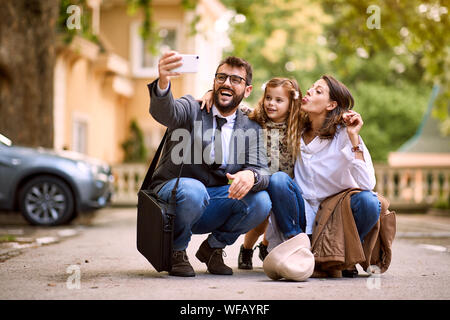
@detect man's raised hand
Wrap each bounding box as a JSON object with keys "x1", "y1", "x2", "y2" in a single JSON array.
[{"x1": 158, "y1": 51, "x2": 182, "y2": 90}]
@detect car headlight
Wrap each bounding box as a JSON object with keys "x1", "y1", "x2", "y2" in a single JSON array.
[
  {"x1": 77, "y1": 161, "x2": 100, "y2": 177},
  {"x1": 76, "y1": 160, "x2": 111, "y2": 183},
  {"x1": 76, "y1": 161, "x2": 91, "y2": 174},
  {"x1": 90, "y1": 164, "x2": 100, "y2": 176},
  {"x1": 96, "y1": 172, "x2": 108, "y2": 183}
]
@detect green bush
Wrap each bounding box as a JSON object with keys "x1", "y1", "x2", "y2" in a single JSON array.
[
  {"x1": 352, "y1": 82, "x2": 430, "y2": 162},
  {"x1": 121, "y1": 119, "x2": 148, "y2": 163},
  {"x1": 433, "y1": 197, "x2": 450, "y2": 210}
]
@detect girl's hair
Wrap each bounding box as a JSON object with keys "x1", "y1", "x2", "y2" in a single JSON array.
[
  {"x1": 249, "y1": 77, "x2": 303, "y2": 158},
  {"x1": 300, "y1": 74, "x2": 354, "y2": 139}
]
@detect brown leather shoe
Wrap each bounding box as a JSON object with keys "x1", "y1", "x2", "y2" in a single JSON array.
[
  {"x1": 325, "y1": 269, "x2": 343, "y2": 278},
  {"x1": 195, "y1": 239, "x2": 233, "y2": 275},
  {"x1": 311, "y1": 269, "x2": 329, "y2": 278},
  {"x1": 311, "y1": 268, "x2": 342, "y2": 278},
  {"x1": 169, "y1": 250, "x2": 195, "y2": 277}
]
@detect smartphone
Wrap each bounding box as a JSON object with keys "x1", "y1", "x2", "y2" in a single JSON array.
[{"x1": 172, "y1": 54, "x2": 200, "y2": 73}]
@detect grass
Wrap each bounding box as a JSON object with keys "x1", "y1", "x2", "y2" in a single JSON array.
[{"x1": 0, "y1": 235, "x2": 17, "y2": 243}]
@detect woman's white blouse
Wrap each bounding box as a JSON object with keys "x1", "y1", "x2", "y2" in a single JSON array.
[{"x1": 294, "y1": 126, "x2": 376, "y2": 234}]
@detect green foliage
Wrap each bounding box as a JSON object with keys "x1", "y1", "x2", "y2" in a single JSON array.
[
  {"x1": 0, "y1": 235, "x2": 16, "y2": 243},
  {"x1": 321, "y1": 0, "x2": 450, "y2": 132},
  {"x1": 433, "y1": 197, "x2": 450, "y2": 210},
  {"x1": 219, "y1": 0, "x2": 441, "y2": 162},
  {"x1": 221, "y1": 0, "x2": 331, "y2": 105},
  {"x1": 126, "y1": 0, "x2": 159, "y2": 55},
  {"x1": 127, "y1": 0, "x2": 199, "y2": 54},
  {"x1": 58, "y1": 0, "x2": 98, "y2": 44},
  {"x1": 59, "y1": 0, "x2": 199, "y2": 54},
  {"x1": 352, "y1": 82, "x2": 430, "y2": 162},
  {"x1": 121, "y1": 120, "x2": 148, "y2": 163},
  {"x1": 181, "y1": 0, "x2": 199, "y2": 10}
]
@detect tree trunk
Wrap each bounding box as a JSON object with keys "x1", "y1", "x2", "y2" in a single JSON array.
[{"x1": 0, "y1": 0, "x2": 59, "y2": 148}]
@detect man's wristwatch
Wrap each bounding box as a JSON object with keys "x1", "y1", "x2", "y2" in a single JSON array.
[{"x1": 251, "y1": 170, "x2": 260, "y2": 184}]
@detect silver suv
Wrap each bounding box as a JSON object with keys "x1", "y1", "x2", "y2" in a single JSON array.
[{"x1": 0, "y1": 133, "x2": 114, "y2": 226}]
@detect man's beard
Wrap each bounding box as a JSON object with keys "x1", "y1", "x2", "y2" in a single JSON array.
[{"x1": 213, "y1": 87, "x2": 245, "y2": 114}]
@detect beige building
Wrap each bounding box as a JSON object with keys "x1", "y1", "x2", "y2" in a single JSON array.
[{"x1": 53, "y1": 0, "x2": 229, "y2": 164}]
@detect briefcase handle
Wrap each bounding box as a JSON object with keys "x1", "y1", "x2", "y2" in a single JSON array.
[{"x1": 140, "y1": 130, "x2": 167, "y2": 192}]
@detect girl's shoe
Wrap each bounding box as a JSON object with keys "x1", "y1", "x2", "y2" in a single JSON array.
[
  {"x1": 238, "y1": 245, "x2": 254, "y2": 270},
  {"x1": 258, "y1": 242, "x2": 268, "y2": 261}
]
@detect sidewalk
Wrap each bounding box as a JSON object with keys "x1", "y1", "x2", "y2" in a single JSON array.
[
  {"x1": 395, "y1": 212, "x2": 450, "y2": 252},
  {"x1": 0, "y1": 208, "x2": 449, "y2": 300}
]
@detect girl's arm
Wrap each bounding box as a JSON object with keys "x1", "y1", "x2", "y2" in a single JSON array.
[{"x1": 200, "y1": 90, "x2": 213, "y2": 112}]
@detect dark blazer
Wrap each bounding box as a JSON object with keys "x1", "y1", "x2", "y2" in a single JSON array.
[{"x1": 147, "y1": 79, "x2": 270, "y2": 193}]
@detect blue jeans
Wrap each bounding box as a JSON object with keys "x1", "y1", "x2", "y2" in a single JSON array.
[
  {"x1": 268, "y1": 172, "x2": 306, "y2": 238},
  {"x1": 268, "y1": 172, "x2": 381, "y2": 242},
  {"x1": 350, "y1": 190, "x2": 381, "y2": 241},
  {"x1": 157, "y1": 178, "x2": 272, "y2": 251}
]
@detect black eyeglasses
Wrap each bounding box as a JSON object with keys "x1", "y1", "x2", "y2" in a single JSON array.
[{"x1": 214, "y1": 73, "x2": 247, "y2": 86}]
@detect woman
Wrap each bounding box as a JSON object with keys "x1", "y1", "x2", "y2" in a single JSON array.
[{"x1": 266, "y1": 75, "x2": 381, "y2": 277}]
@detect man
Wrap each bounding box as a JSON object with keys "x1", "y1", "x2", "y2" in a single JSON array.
[{"x1": 147, "y1": 51, "x2": 271, "y2": 277}]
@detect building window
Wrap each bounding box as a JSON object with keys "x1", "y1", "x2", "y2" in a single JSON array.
[
  {"x1": 130, "y1": 21, "x2": 180, "y2": 78},
  {"x1": 142, "y1": 29, "x2": 177, "y2": 68},
  {"x1": 72, "y1": 116, "x2": 88, "y2": 154}
]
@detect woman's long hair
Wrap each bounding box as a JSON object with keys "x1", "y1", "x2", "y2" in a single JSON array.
[
  {"x1": 300, "y1": 75, "x2": 354, "y2": 139},
  {"x1": 249, "y1": 78, "x2": 303, "y2": 158}
]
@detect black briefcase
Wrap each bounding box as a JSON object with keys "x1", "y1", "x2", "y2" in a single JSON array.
[
  {"x1": 137, "y1": 189, "x2": 175, "y2": 272},
  {"x1": 136, "y1": 130, "x2": 183, "y2": 272}
]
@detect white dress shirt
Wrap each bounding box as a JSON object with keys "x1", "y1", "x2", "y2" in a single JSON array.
[
  {"x1": 266, "y1": 126, "x2": 376, "y2": 250},
  {"x1": 210, "y1": 106, "x2": 236, "y2": 168},
  {"x1": 295, "y1": 126, "x2": 376, "y2": 234}
]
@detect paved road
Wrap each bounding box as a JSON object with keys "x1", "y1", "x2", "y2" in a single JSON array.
[{"x1": 0, "y1": 208, "x2": 449, "y2": 300}]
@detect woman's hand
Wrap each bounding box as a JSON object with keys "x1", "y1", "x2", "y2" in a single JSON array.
[
  {"x1": 343, "y1": 110, "x2": 365, "y2": 160},
  {"x1": 200, "y1": 90, "x2": 214, "y2": 113},
  {"x1": 343, "y1": 110, "x2": 363, "y2": 139}
]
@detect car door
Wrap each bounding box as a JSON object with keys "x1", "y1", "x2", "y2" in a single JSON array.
[{"x1": 0, "y1": 143, "x2": 22, "y2": 209}]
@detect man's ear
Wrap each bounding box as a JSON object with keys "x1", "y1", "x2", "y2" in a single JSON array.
[
  {"x1": 326, "y1": 101, "x2": 337, "y2": 111},
  {"x1": 244, "y1": 85, "x2": 253, "y2": 98}
]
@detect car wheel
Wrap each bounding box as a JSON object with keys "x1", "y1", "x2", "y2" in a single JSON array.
[{"x1": 19, "y1": 175, "x2": 75, "y2": 226}]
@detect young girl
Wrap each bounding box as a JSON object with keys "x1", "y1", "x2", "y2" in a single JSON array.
[
  {"x1": 201, "y1": 77, "x2": 303, "y2": 269},
  {"x1": 265, "y1": 75, "x2": 381, "y2": 277}
]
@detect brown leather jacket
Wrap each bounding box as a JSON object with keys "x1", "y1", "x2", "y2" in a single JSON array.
[{"x1": 311, "y1": 188, "x2": 396, "y2": 273}]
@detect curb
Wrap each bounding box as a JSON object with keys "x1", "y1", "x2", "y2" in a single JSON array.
[{"x1": 0, "y1": 228, "x2": 80, "y2": 262}]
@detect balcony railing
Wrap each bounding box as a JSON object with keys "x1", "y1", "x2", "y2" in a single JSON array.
[
  {"x1": 111, "y1": 163, "x2": 147, "y2": 206},
  {"x1": 373, "y1": 164, "x2": 450, "y2": 210},
  {"x1": 111, "y1": 163, "x2": 450, "y2": 211}
]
